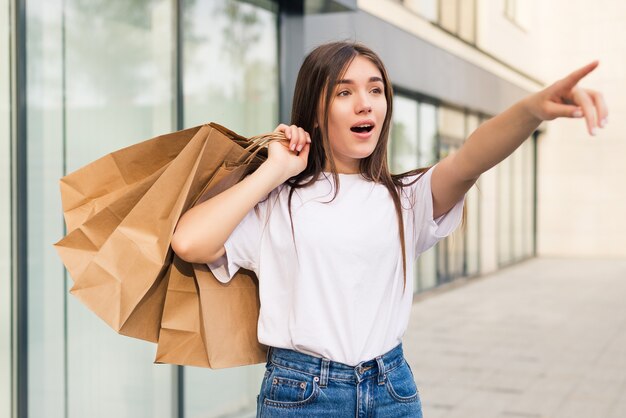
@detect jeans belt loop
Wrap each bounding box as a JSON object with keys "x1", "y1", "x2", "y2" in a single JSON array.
[
  {"x1": 376, "y1": 355, "x2": 386, "y2": 385},
  {"x1": 319, "y1": 358, "x2": 330, "y2": 388}
]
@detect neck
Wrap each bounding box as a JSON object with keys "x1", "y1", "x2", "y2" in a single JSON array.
[{"x1": 323, "y1": 162, "x2": 360, "y2": 174}]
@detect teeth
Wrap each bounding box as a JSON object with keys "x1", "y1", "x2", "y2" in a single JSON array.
[{"x1": 355, "y1": 124, "x2": 372, "y2": 128}]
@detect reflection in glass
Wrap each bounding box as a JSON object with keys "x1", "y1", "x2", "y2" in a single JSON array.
[
  {"x1": 63, "y1": 0, "x2": 174, "y2": 416},
  {"x1": 418, "y1": 246, "x2": 437, "y2": 290},
  {"x1": 466, "y1": 183, "x2": 480, "y2": 276},
  {"x1": 418, "y1": 103, "x2": 437, "y2": 166},
  {"x1": 437, "y1": 107, "x2": 466, "y2": 281},
  {"x1": 391, "y1": 95, "x2": 418, "y2": 173},
  {"x1": 182, "y1": 1, "x2": 278, "y2": 416},
  {"x1": 438, "y1": 106, "x2": 465, "y2": 140},
  {"x1": 444, "y1": 142, "x2": 465, "y2": 280},
  {"x1": 512, "y1": 145, "x2": 524, "y2": 260},
  {"x1": 183, "y1": 0, "x2": 278, "y2": 136},
  {"x1": 1, "y1": 0, "x2": 11, "y2": 413},
  {"x1": 498, "y1": 156, "x2": 513, "y2": 265},
  {"x1": 416, "y1": 102, "x2": 438, "y2": 290},
  {"x1": 523, "y1": 139, "x2": 535, "y2": 257},
  {"x1": 26, "y1": 1, "x2": 66, "y2": 416},
  {"x1": 465, "y1": 115, "x2": 480, "y2": 276}
]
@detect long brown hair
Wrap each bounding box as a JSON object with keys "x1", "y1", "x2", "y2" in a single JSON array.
[{"x1": 281, "y1": 41, "x2": 432, "y2": 293}]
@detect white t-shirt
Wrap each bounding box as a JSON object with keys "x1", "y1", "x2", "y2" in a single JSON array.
[{"x1": 208, "y1": 164, "x2": 465, "y2": 366}]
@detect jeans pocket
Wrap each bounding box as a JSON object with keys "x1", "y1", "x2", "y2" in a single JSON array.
[
  {"x1": 385, "y1": 359, "x2": 420, "y2": 403},
  {"x1": 262, "y1": 364, "x2": 320, "y2": 409}
]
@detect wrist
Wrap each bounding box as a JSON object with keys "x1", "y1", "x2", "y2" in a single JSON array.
[
  {"x1": 256, "y1": 160, "x2": 289, "y2": 187},
  {"x1": 519, "y1": 94, "x2": 544, "y2": 125}
]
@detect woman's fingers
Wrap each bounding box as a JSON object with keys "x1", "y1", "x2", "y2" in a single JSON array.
[
  {"x1": 560, "y1": 60, "x2": 599, "y2": 91},
  {"x1": 294, "y1": 127, "x2": 306, "y2": 151},
  {"x1": 587, "y1": 89, "x2": 609, "y2": 128},
  {"x1": 298, "y1": 142, "x2": 310, "y2": 159},
  {"x1": 273, "y1": 124, "x2": 312, "y2": 152},
  {"x1": 274, "y1": 123, "x2": 289, "y2": 135},
  {"x1": 544, "y1": 102, "x2": 583, "y2": 119},
  {"x1": 572, "y1": 88, "x2": 598, "y2": 135}
]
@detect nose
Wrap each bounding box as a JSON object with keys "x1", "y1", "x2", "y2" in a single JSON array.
[{"x1": 355, "y1": 92, "x2": 372, "y2": 114}]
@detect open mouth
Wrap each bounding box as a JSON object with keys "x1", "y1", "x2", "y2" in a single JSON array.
[{"x1": 350, "y1": 125, "x2": 374, "y2": 134}]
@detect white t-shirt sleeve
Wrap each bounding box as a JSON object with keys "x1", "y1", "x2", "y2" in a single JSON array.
[
  {"x1": 412, "y1": 164, "x2": 465, "y2": 257},
  {"x1": 206, "y1": 193, "x2": 270, "y2": 283}
]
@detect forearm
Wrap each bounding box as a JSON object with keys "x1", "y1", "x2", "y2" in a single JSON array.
[
  {"x1": 454, "y1": 96, "x2": 541, "y2": 180},
  {"x1": 171, "y1": 161, "x2": 285, "y2": 263}
]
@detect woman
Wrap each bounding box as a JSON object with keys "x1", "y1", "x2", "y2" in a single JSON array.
[{"x1": 172, "y1": 41, "x2": 607, "y2": 417}]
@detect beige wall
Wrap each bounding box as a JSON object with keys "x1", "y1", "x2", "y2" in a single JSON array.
[
  {"x1": 476, "y1": 0, "x2": 541, "y2": 80},
  {"x1": 471, "y1": 0, "x2": 626, "y2": 257},
  {"x1": 534, "y1": 0, "x2": 626, "y2": 257}
]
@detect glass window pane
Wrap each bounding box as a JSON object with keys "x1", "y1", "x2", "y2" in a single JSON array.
[
  {"x1": 458, "y1": 0, "x2": 475, "y2": 42},
  {"x1": 26, "y1": 1, "x2": 66, "y2": 416},
  {"x1": 444, "y1": 143, "x2": 465, "y2": 279},
  {"x1": 63, "y1": 0, "x2": 175, "y2": 416},
  {"x1": 465, "y1": 114, "x2": 480, "y2": 275},
  {"x1": 447, "y1": 225, "x2": 465, "y2": 278},
  {"x1": 439, "y1": 0, "x2": 458, "y2": 33},
  {"x1": 0, "y1": 0, "x2": 11, "y2": 413},
  {"x1": 465, "y1": 113, "x2": 479, "y2": 140},
  {"x1": 498, "y1": 156, "x2": 513, "y2": 265},
  {"x1": 419, "y1": 102, "x2": 437, "y2": 166},
  {"x1": 183, "y1": 0, "x2": 278, "y2": 136},
  {"x1": 182, "y1": 1, "x2": 279, "y2": 416},
  {"x1": 391, "y1": 95, "x2": 419, "y2": 173},
  {"x1": 438, "y1": 106, "x2": 465, "y2": 141},
  {"x1": 466, "y1": 184, "x2": 479, "y2": 276},
  {"x1": 523, "y1": 138, "x2": 535, "y2": 257},
  {"x1": 512, "y1": 146, "x2": 524, "y2": 260},
  {"x1": 404, "y1": 0, "x2": 438, "y2": 22},
  {"x1": 418, "y1": 247, "x2": 437, "y2": 290}
]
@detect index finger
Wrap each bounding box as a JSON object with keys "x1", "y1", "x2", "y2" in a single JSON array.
[{"x1": 560, "y1": 60, "x2": 599, "y2": 90}]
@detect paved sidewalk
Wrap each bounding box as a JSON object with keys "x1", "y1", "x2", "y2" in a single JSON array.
[{"x1": 404, "y1": 258, "x2": 626, "y2": 418}]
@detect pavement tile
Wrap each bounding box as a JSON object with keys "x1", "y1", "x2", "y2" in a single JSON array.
[{"x1": 404, "y1": 259, "x2": 626, "y2": 418}]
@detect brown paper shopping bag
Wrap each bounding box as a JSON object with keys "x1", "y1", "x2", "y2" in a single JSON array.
[
  {"x1": 154, "y1": 255, "x2": 209, "y2": 368},
  {"x1": 154, "y1": 163, "x2": 268, "y2": 368},
  {"x1": 154, "y1": 261, "x2": 266, "y2": 369},
  {"x1": 195, "y1": 264, "x2": 267, "y2": 368},
  {"x1": 55, "y1": 123, "x2": 281, "y2": 351},
  {"x1": 60, "y1": 126, "x2": 203, "y2": 233}
]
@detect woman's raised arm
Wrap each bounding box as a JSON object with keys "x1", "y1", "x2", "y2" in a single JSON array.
[
  {"x1": 171, "y1": 124, "x2": 311, "y2": 264},
  {"x1": 430, "y1": 61, "x2": 608, "y2": 219}
]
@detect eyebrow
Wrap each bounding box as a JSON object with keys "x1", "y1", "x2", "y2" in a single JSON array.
[{"x1": 337, "y1": 76, "x2": 384, "y2": 84}]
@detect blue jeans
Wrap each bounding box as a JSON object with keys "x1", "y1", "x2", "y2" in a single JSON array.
[{"x1": 256, "y1": 342, "x2": 423, "y2": 417}]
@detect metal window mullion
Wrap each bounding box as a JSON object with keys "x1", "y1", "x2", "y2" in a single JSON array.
[
  {"x1": 12, "y1": 0, "x2": 28, "y2": 416},
  {"x1": 172, "y1": 0, "x2": 184, "y2": 417}
]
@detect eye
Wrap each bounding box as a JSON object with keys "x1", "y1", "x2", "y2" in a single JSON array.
[
  {"x1": 337, "y1": 90, "x2": 350, "y2": 97},
  {"x1": 371, "y1": 87, "x2": 383, "y2": 94}
]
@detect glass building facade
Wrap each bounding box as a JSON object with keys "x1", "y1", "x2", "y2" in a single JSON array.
[
  {"x1": 389, "y1": 94, "x2": 536, "y2": 292},
  {"x1": 2, "y1": 0, "x2": 537, "y2": 416}
]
